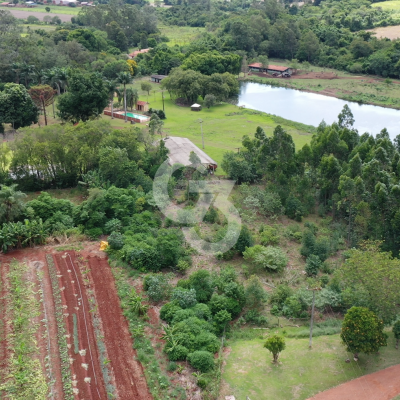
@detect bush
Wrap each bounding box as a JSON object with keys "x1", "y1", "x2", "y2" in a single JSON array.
[
  {"x1": 171, "y1": 287, "x2": 197, "y2": 308},
  {"x1": 108, "y1": 231, "x2": 124, "y2": 250},
  {"x1": 314, "y1": 237, "x2": 330, "y2": 261},
  {"x1": 282, "y1": 296, "x2": 304, "y2": 318},
  {"x1": 285, "y1": 195, "x2": 305, "y2": 221},
  {"x1": 209, "y1": 294, "x2": 241, "y2": 318},
  {"x1": 235, "y1": 225, "x2": 254, "y2": 254},
  {"x1": 167, "y1": 361, "x2": 178, "y2": 372},
  {"x1": 189, "y1": 270, "x2": 214, "y2": 303},
  {"x1": 197, "y1": 377, "x2": 209, "y2": 389},
  {"x1": 160, "y1": 302, "x2": 181, "y2": 323},
  {"x1": 105, "y1": 218, "x2": 122, "y2": 234},
  {"x1": 86, "y1": 227, "x2": 103, "y2": 240},
  {"x1": 300, "y1": 229, "x2": 316, "y2": 258},
  {"x1": 259, "y1": 226, "x2": 279, "y2": 246},
  {"x1": 203, "y1": 206, "x2": 219, "y2": 223},
  {"x1": 187, "y1": 351, "x2": 214, "y2": 372},
  {"x1": 269, "y1": 285, "x2": 293, "y2": 309},
  {"x1": 305, "y1": 254, "x2": 321, "y2": 276},
  {"x1": 245, "y1": 275, "x2": 267, "y2": 310},
  {"x1": 167, "y1": 344, "x2": 189, "y2": 361},
  {"x1": 243, "y1": 245, "x2": 288, "y2": 272},
  {"x1": 244, "y1": 310, "x2": 268, "y2": 326},
  {"x1": 144, "y1": 273, "x2": 173, "y2": 303}
]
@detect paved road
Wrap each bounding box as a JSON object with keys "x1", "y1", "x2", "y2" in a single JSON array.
[
  {"x1": 7, "y1": 9, "x2": 73, "y2": 22},
  {"x1": 308, "y1": 364, "x2": 400, "y2": 400}
]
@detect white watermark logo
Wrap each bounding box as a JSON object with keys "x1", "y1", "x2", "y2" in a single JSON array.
[{"x1": 153, "y1": 160, "x2": 241, "y2": 255}]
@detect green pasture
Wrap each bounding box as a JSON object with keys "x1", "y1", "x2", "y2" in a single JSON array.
[
  {"x1": 372, "y1": 1, "x2": 400, "y2": 12},
  {"x1": 102, "y1": 78, "x2": 314, "y2": 168},
  {"x1": 22, "y1": 23, "x2": 57, "y2": 31},
  {"x1": 158, "y1": 24, "x2": 205, "y2": 46},
  {"x1": 11, "y1": 5, "x2": 79, "y2": 14},
  {"x1": 223, "y1": 330, "x2": 400, "y2": 400}
]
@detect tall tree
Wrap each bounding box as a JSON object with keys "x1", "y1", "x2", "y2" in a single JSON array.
[
  {"x1": 341, "y1": 307, "x2": 387, "y2": 360},
  {"x1": 126, "y1": 87, "x2": 139, "y2": 111},
  {"x1": 105, "y1": 80, "x2": 118, "y2": 118},
  {"x1": 57, "y1": 71, "x2": 109, "y2": 123},
  {"x1": 117, "y1": 72, "x2": 132, "y2": 123},
  {"x1": 0, "y1": 83, "x2": 38, "y2": 129},
  {"x1": 28, "y1": 85, "x2": 56, "y2": 126},
  {"x1": 340, "y1": 242, "x2": 400, "y2": 323}
]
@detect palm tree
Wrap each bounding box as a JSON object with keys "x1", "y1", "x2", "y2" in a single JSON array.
[
  {"x1": 32, "y1": 67, "x2": 45, "y2": 85},
  {"x1": 126, "y1": 87, "x2": 139, "y2": 111},
  {"x1": 117, "y1": 72, "x2": 132, "y2": 123},
  {"x1": 105, "y1": 80, "x2": 118, "y2": 119},
  {"x1": 0, "y1": 184, "x2": 27, "y2": 224},
  {"x1": 20, "y1": 63, "x2": 35, "y2": 87},
  {"x1": 44, "y1": 68, "x2": 60, "y2": 95},
  {"x1": 57, "y1": 67, "x2": 69, "y2": 93}
]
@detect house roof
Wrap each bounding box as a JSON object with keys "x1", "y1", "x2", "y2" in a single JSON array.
[
  {"x1": 0, "y1": 2, "x2": 9, "y2": 4},
  {"x1": 129, "y1": 48, "x2": 150, "y2": 58},
  {"x1": 163, "y1": 137, "x2": 217, "y2": 167},
  {"x1": 137, "y1": 100, "x2": 148, "y2": 106},
  {"x1": 248, "y1": 63, "x2": 290, "y2": 72},
  {"x1": 191, "y1": 103, "x2": 201, "y2": 107}
]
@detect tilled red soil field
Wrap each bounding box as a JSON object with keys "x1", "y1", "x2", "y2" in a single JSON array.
[
  {"x1": 88, "y1": 255, "x2": 152, "y2": 400},
  {"x1": 52, "y1": 251, "x2": 108, "y2": 399},
  {"x1": 0, "y1": 247, "x2": 153, "y2": 400}
]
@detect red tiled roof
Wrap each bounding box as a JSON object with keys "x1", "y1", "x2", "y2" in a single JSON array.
[
  {"x1": 248, "y1": 63, "x2": 289, "y2": 72},
  {"x1": 137, "y1": 101, "x2": 148, "y2": 105},
  {"x1": 129, "y1": 48, "x2": 150, "y2": 57}
]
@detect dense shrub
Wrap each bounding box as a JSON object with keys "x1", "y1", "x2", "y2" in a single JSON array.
[
  {"x1": 167, "y1": 345, "x2": 188, "y2": 361},
  {"x1": 160, "y1": 302, "x2": 182, "y2": 323},
  {"x1": 243, "y1": 245, "x2": 288, "y2": 272},
  {"x1": 171, "y1": 287, "x2": 197, "y2": 308},
  {"x1": 188, "y1": 270, "x2": 214, "y2": 302},
  {"x1": 285, "y1": 195, "x2": 305, "y2": 222},
  {"x1": 144, "y1": 273, "x2": 173, "y2": 303},
  {"x1": 187, "y1": 351, "x2": 214, "y2": 372},
  {"x1": 259, "y1": 226, "x2": 280, "y2": 246},
  {"x1": 104, "y1": 218, "x2": 122, "y2": 234},
  {"x1": 203, "y1": 206, "x2": 219, "y2": 223},
  {"x1": 269, "y1": 285, "x2": 293, "y2": 309},
  {"x1": 108, "y1": 231, "x2": 124, "y2": 250},
  {"x1": 85, "y1": 227, "x2": 103, "y2": 240},
  {"x1": 235, "y1": 225, "x2": 254, "y2": 254},
  {"x1": 245, "y1": 275, "x2": 267, "y2": 310},
  {"x1": 305, "y1": 254, "x2": 322, "y2": 276}
]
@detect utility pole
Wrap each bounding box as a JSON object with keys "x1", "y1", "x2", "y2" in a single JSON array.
[
  {"x1": 199, "y1": 119, "x2": 204, "y2": 149},
  {"x1": 308, "y1": 286, "x2": 321, "y2": 349}
]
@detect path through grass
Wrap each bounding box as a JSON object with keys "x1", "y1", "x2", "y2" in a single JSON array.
[{"x1": 222, "y1": 331, "x2": 400, "y2": 400}]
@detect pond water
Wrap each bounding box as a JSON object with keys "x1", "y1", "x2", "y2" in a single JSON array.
[{"x1": 238, "y1": 82, "x2": 400, "y2": 139}]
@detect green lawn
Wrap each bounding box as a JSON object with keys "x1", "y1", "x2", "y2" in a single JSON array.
[
  {"x1": 222, "y1": 330, "x2": 400, "y2": 400},
  {"x1": 372, "y1": 1, "x2": 400, "y2": 12},
  {"x1": 102, "y1": 78, "x2": 314, "y2": 168},
  {"x1": 22, "y1": 23, "x2": 57, "y2": 31},
  {"x1": 11, "y1": 5, "x2": 79, "y2": 14},
  {"x1": 158, "y1": 24, "x2": 205, "y2": 46}
]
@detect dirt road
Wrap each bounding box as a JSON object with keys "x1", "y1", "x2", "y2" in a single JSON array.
[{"x1": 308, "y1": 363, "x2": 400, "y2": 400}]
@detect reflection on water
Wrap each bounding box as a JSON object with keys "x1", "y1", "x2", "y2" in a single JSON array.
[{"x1": 238, "y1": 82, "x2": 400, "y2": 138}]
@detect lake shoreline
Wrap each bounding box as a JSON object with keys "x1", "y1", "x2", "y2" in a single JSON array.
[{"x1": 239, "y1": 76, "x2": 400, "y2": 111}]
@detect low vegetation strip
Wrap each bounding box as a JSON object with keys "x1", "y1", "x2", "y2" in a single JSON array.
[
  {"x1": 0, "y1": 260, "x2": 48, "y2": 399},
  {"x1": 46, "y1": 254, "x2": 74, "y2": 400}
]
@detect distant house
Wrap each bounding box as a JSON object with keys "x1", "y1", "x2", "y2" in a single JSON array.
[
  {"x1": 0, "y1": 2, "x2": 10, "y2": 5},
  {"x1": 151, "y1": 74, "x2": 167, "y2": 83},
  {"x1": 191, "y1": 103, "x2": 201, "y2": 112},
  {"x1": 53, "y1": 0, "x2": 78, "y2": 4},
  {"x1": 163, "y1": 136, "x2": 218, "y2": 171},
  {"x1": 136, "y1": 100, "x2": 149, "y2": 112},
  {"x1": 248, "y1": 63, "x2": 293, "y2": 76},
  {"x1": 129, "y1": 49, "x2": 150, "y2": 58}
]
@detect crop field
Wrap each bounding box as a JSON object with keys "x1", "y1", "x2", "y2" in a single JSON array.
[
  {"x1": 221, "y1": 330, "x2": 400, "y2": 400},
  {"x1": 0, "y1": 248, "x2": 152, "y2": 400},
  {"x1": 367, "y1": 25, "x2": 400, "y2": 40},
  {"x1": 10, "y1": 4, "x2": 80, "y2": 15},
  {"x1": 158, "y1": 24, "x2": 205, "y2": 46}
]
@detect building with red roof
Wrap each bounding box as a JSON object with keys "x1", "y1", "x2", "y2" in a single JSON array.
[
  {"x1": 248, "y1": 63, "x2": 292, "y2": 76},
  {"x1": 129, "y1": 49, "x2": 150, "y2": 58}
]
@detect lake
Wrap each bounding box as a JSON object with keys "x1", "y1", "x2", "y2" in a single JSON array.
[{"x1": 238, "y1": 82, "x2": 400, "y2": 138}]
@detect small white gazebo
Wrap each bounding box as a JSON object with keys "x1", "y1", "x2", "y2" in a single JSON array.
[{"x1": 191, "y1": 103, "x2": 201, "y2": 112}]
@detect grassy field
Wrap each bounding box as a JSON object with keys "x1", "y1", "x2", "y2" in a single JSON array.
[
  {"x1": 222, "y1": 329, "x2": 400, "y2": 400},
  {"x1": 158, "y1": 24, "x2": 205, "y2": 46},
  {"x1": 367, "y1": 25, "x2": 400, "y2": 40},
  {"x1": 247, "y1": 60, "x2": 400, "y2": 109},
  {"x1": 101, "y1": 77, "x2": 314, "y2": 167},
  {"x1": 22, "y1": 23, "x2": 57, "y2": 32},
  {"x1": 372, "y1": 1, "x2": 400, "y2": 12},
  {"x1": 10, "y1": 5, "x2": 79, "y2": 15}
]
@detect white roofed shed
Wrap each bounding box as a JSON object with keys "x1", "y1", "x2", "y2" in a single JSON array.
[{"x1": 163, "y1": 136, "x2": 217, "y2": 170}]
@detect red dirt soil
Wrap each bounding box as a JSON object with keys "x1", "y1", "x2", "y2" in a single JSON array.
[
  {"x1": 52, "y1": 251, "x2": 108, "y2": 399},
  {"x1": 88, "y1": 255, "x2": 152, "y2": 400},
  {"x1": 308, "y1": 363, "x2": 400, "y2": 400}
]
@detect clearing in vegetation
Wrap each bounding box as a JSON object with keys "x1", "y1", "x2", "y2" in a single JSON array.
[
  {"x1": 367, "y1": 25, "x2": 400, "y2": 40},
  {"x1": 222, "y1": 330, "x2": 400, "y2": 400},
  {"x1": 372, "y1": 1, "x2": 400, "y2": 12}
]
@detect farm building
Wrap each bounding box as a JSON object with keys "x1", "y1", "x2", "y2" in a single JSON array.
[
  {"x1": 191, "y1": 103, "x2": 202, "y2": 111},
  {"x1": 129, "y1": 49, "x2": 150, "y2": 58},
  {"x1": 151, "y1": 74, "x2": 167, "y2": 83},
  {"x1": 136, "y1": 100, "x2": 149, "y2": 112},
  {"x1": 248, "y1": 63, "x2": 293, "y2": 76},
  {"x1": 163, "y1": 136, "x2": 218, "y2": 171}
]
